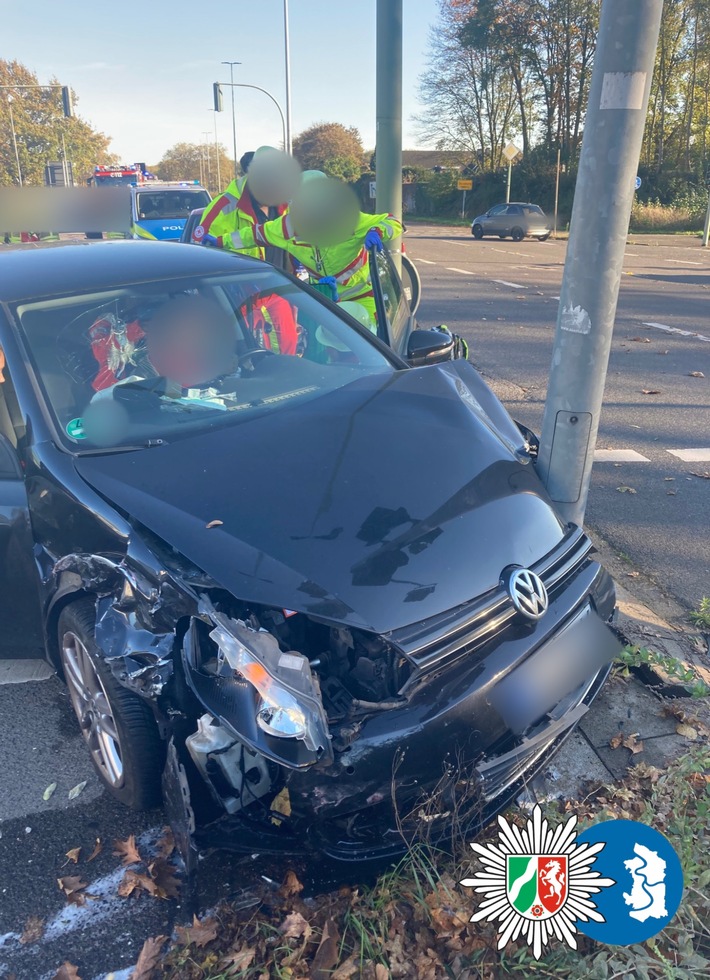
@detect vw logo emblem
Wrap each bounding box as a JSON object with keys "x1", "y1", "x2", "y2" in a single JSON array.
[{"x1": 506, "y1": 567, "x2": 548, "y2": 621}]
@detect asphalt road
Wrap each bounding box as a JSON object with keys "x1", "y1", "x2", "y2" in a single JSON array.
[{"x1": 407, "y1": 226, "x2": 710, "y2": 613}]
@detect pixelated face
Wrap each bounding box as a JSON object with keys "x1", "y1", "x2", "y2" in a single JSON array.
[{"x1": 146, "y1": 297, "x2": 236, "y2": 387}]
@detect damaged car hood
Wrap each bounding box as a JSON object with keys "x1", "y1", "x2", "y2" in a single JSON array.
[{"x1": 73, "y1": 363, "x2": 564, "y2": 634}]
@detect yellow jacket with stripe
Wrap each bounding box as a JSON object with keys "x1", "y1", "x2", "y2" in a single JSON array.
[
  {"x1": 193, "y1": 176, "x2": 266, "y2": 258},
  {"x1": 237, "y1": 211, "x2": 403, "y2": 304}
]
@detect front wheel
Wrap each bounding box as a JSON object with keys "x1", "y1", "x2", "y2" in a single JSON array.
[
  {"x1": 472, "y1": 224, "x2": 484, "y2": 240},
  {"x1": 58, "y1": 600, "x2": 165, "y2": 809},
  {"x1": 536, "y1": 233, "x2": 551, "y2": 242},
  {"x1": 511, "y1": 227, "x2": 525, "y2": 242}
]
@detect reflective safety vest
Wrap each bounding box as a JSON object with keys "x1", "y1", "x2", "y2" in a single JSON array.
[
  {"x1": 194, "y1": 176, "x2": 283, "y2": 259},
  {"x1": 245, "y1": 294, "x2": 298, "y2": 356},
  {"x1": 238, "y1": 211, "x2": 403, "y2": 306}
]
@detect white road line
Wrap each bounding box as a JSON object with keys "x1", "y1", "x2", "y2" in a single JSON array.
[
  {"x1": 447, "y1": 240, "x2": 472, "y2": 247},
  {"x1": 492, "y1": 279, "x2": 527, "y2": 289},
  {"x1": 643, "y1": 321, "x2": 710, "y2": 343},
  {"x1": 594, "y1": 449, "x2": 651, "y2": 462},
  {"x1": 415, "y1": 258, "x2": 437, "y2": 265},
  {"x1": 490, "y1": 248, "x2": 534, "y2": 259},
  {"x1": 666, "y1": 448, "x2": 710, "y2": 462},
  {"x1": 666, "y1": 258, "x2": 703, "y2": 265},
  {"x1": 447, "y1": 267, "x2": 475, "y2": 275},
  {"x1": 0, "y1": 660, "x2": 54, "y2": 684},
  {"x1": 552, "y1": 295, "x2": 561, "y2": 300}
]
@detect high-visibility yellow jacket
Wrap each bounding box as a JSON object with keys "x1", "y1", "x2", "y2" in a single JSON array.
[
  {"x1": 237, "y1": 211, "x2": 403, "y2": 305},
  {"x1": 194, "y1": 176, "x2": 278, "y2": 258}
]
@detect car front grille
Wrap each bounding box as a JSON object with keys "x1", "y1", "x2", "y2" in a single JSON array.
[{"x1": 392, "y1": 525, "x2": 594, "y2": 678}]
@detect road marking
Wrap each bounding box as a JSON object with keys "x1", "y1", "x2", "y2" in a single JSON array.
[
  {"x1": 666, "y1": 258, "x2": 703, "y2": 265},
  {"x1": 594, "y1": 449, "x2": 651, "y2": 462},
  {"x1": 492, "y1": 279, "x2": 527, "y2": 289},
  {"x1": 446, "y1": 267, "x2": 475, "y2": 275},
  {"x1": 490, "y1": 248, "x2": 534, "y2": 259},
  {"x1": 643, "y1": 321, "x2": 710, "y2": 343},
  {"x1": 0, "y1": 660, "x2": 53, "y2": 684},
  {"x1": 415, "y1": 258, "x2": 437, "y2": 265},
  {"x1": 447, "y1": 240, "x2": 472, "y2": 247},
  {"x1": 666, "y1": 448, "x2": 710, "y2": 462}
]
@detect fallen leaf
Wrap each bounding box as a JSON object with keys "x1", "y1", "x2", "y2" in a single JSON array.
[
  {"x1": 175, "y1": 914, "x2": 219, "y2": 948},
  {"x1": 279, "y1": 911, "x2": 311, "y2": 940},
  {"x1": 87, "y1": 838, "x2": 102, "y2": 862},
  {"x1": 375, "y1": 966, "x2": 389, "y2": 980},
  {"x1": 148, "y1": 858, "x2": 181, "y2": 900},
  {"x1": 667, "y1": 490, "x2": 677, "y2": 495},
  {"x1": 220, "y1": 946, "x2": 256, "y2": 973},
  {"x1": 43, "y1": 782, "x2": 57, "y2": 801},
  {"x1": 676, "y1": 723, "x2": 698, "y2": 741},
  {"x1": 622, "y1": 733, "x2": 644, "y2": 754},
  {"x1": 57, "y1": 875, "x2": 89, "y2": 906},
  {"x1": 641, "y1": 389, "x2": 661, "y2": 395},
  {"x1": 113, "y1": 834, "x2": 142, "y2": 866},
  {"x1": 616, "y1": 486, "x2": 637, "y2": 494},
  {"x1": 67, "y1": 781, "x2": 87, "y2": 801},
  {"x1": 610, "y1": 733, "x2": 624, "y2": 749},
  {"x1": 657, "y1": 349, "x2": 670, "y2": 354},
  {"x1": 689, "y1": 371, "x2": 705, "y2": 378},
  {"x1": 65, "y1": 847, "x2": 82, "y2": 865},
  {"x1": 279, "y1": 869, "x2": 304, "y2": 897},
  {"x1": 52, "y1": 963, "x2": 82, "y2": 980},
  {"x1": 332, "y1": 956, "x2": 360, "y2": 980},
  {"x1": 311, "y1": 919, "x2": 341, "y2": 980},
  {"x1": 118, "y1": 869, "x2": 159, "y2": 899},
  {"x1": 664, "y1": 477, "x2": 675, "y2": 481},
  {"x1": 690, "y1": 471, "x2": 710, "y2": 480},
  {"x1": 205, "y1": 519, "x2": 224, "y2": 529},
  {"x1": 154, "y1": 827, "x2": 175, "y2": 861},
  {"x1": 19, "y1": 915, "x2": 44, "y2": 945},
  {"x1": 626, "y1": 571, "x2": 640, "y2": 578},
  {"x1": 131, "y1": 935, "x2": 167, "y2": 980},
  {"x1": 629, "y1": 337, "x2": 651, "y2": 343}
]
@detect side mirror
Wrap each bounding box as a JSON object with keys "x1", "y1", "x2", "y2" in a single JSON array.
[
  {"x1": 407, "y1": 327, "x2": 455, "y2": 367},
  {"x1": 0, "y1": 433, "x2": 22, "y2": 480}
]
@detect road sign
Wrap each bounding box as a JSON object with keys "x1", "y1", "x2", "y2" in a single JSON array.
[
  {"x1": 369, "y1": 180, "x2": 376, "y2": 199},
  {"x1": 457, "y1": 179, "x2": 473, "y2": 191},
  {"x1": 503, "y1": 142, "x2": 522, "y2": 162},
  {"x1": 635, "y1": 176, "x2": 642, "y2": 190}
]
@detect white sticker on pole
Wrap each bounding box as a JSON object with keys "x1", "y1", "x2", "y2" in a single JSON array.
[
  {"x1": 560, "y1": 304, "x2": 591, "y2": 334},
  {"x1": 600, "y1": 72, "x2": 647, "y2": 110}
]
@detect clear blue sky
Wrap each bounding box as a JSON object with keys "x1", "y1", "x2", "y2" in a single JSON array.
[{"x1": 2, "y1": 0, "x2": 440, "y2": 165}]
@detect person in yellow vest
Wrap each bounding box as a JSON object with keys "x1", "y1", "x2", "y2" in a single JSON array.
[{"x1": 226, "y1": 172, "x2": 403, "y2": 330}]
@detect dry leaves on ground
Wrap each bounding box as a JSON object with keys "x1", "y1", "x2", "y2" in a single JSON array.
[
  {"x1": 629, "y1": 337, "x2": 651, "y2": 343},
  {"x1": 219, "y1": 945, "x2": 257, "y2": 974},
  {"x1": 57, "y1": 875, "x2": 91, "y2": 906},
  {"x1": 691, "y1": 471, "x2": 710, "y2": 480},
  {"x1": 610, "y1": 732, "x2": 644, "y2": 754},
  {"x1": 147, "y1": 859, "x2": 181, "y2": 899},
  {"x1": 118, "y1": 870, "x2": 160, "y2": 899},
  {"x1": 641, "y1": 389, "x2": 661, "y2": 395},
  {"x1": 19, "y1": 915, "x2": 44, "y2": 945},
  {"x1": 87, "y1": 838, "x2": 102, "y2": 862},
  {"x1": 279, "y1": 910, "x2": 312, "y2": 940},
  {"x1": 154, "y1": 827, "x2": 175, "y2": 861},
  {"x1": 113, "y1": 835, "x2": 143, "y2": 866},
  {"x1": 131, "y1": 935, "x2": 167, "y2": 980},
  {"x1": 311, "y1": 919, "x2": 341, "y2": 980},
  {"x1": 689, "y1": 371, "x2": 705, "y2": 378},
  {"x1": 174, "y1": 915, "x2": 219, "y2": 949},
  {"x1": 279, "y1": 869, "x2": 304, "y2": 897},
  {"x1": 617, "y1": 486, "x2": 637, "y2": 494}
]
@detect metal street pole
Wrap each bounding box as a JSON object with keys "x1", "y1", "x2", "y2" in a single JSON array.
[
  {"x1": 702, "y1": 191, "x2": 710, "y2": 247},
  {"x1": 222, "y1": 61, "x2": 240, "y2": 177},
  {"x1": 506, "y1": 160, "x2": 512, "y2": 203},
  {"x1": 202, "y1": 130, "x2": 212, "y2": 189},
  {"x1": 7, "y1": 97, "x2": 23, "y2": 187},
  {"x1": 537, "y1": 0, "x2": 664, "y2": 526},
  {"x1": 213, "y1": 111, "x2": 222, "y2": 189},
  {"x1": 283, "y1": 0, "x2": 293, "y2": 154},
  {"x1": 375, "y1": 0, "x2": 402, "y2": 270},
  {"x1": 553, "y1": 147, "x2": 561, "y2": 238}
]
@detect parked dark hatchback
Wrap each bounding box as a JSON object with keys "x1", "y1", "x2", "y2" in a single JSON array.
[{"x1": 0, "y1": 241, "x2": 620, "y2": 869}]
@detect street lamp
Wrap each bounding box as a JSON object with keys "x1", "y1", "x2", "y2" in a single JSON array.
[
  {"x1": 283, "y1": 0, "x2": 293, "y2": 154},
  {"x1": 213, "y1": 82, "x2": 287, "y2": 158},
  {"x1": 221, "y1": 60, "x2": 241, "y2": 177},
  {"x1": 6, "y1": 96, "x2": 23, "y2": 187}
]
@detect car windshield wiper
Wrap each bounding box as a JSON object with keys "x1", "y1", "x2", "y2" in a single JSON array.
[{"x1": 74, "y1": 438, "x2": 168, "y2": 456}]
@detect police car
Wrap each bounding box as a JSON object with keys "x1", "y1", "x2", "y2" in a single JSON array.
[{"x1": 130, "y1": 181, "x2": 211, "y2": 242}]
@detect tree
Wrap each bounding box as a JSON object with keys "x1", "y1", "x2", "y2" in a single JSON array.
[
  {"x1": 0, "y1": 59, "x2": 114, "y2": 186},
  {"x1": 292, "y1": 123, "x2": 366, "y2": 179},
  {"x1": 153, "y1": 142, "x2": 233, "y2": 191}
]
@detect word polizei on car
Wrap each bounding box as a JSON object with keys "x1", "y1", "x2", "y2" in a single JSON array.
[{"x1": 0, "y1": 239, "x2": 621, "y2": 878}]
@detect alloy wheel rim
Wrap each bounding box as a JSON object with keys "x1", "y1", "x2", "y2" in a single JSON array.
[{"x1": 60, "y1": 630, "x2": 124, "y2": 788}]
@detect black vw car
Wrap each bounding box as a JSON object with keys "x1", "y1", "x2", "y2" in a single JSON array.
[{"x1": 0, "y1": 241, "x2": 620, "y2": 867}]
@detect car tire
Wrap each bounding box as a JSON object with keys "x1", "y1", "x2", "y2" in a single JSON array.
[
  {"x1": 511, "y1": 227, "x2": 525, "y2": 242},
  {"x1": 536, "y1": 233, "x2": 551, "y2": 242},
  {"x1": 472, "y1": 224, "x2": 484, "y2": 240},
  {"x1": 58, "y1": 599, "x2": 165, "y2": 809}
]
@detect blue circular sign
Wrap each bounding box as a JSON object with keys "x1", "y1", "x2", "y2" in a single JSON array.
[
  {"x1": 635, "y1": 176, "x2": 642, "y2": 190},
  {"x1": 575, "y1": 819, "x2": 683, "y2": 946}
]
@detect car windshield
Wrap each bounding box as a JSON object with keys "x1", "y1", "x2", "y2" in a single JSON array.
[
  {"x1": 11, "y1": 269, "x2": 394, "y2": 451},
  {"x1": 136, "y1": 190, "x2": 211, "y2": 219}
]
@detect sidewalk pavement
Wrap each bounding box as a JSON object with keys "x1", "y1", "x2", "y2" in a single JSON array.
[{"x1": 519, "y1": 531, "x2": 710, "y2": 807}]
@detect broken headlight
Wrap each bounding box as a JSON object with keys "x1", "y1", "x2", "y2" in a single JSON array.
[{"x1": 203, "y1": 599, "x2": 330, "y2": 758}]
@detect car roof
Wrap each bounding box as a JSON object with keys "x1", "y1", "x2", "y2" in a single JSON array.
[{"x1": 0, "y1": 240, "x2": 265, "y2": 303}]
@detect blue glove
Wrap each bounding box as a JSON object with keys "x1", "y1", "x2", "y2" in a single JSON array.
[
  {"x1": 365, "y1": 228, "x2": 383, "y2": 251},
  {"x1": 317, "y1": 275, "x2": 338, "y2": 301},
  {"x1": 201, "y1": 233, "x2": 219, "y2": 247}
]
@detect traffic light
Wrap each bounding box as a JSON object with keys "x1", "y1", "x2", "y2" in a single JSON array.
[
  {"x1": 61, "y1": 86, "x2": 73, "y2": 118},
  {"x1": 213, "y1": 83, "x2": 223, "y2": 112}
]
